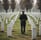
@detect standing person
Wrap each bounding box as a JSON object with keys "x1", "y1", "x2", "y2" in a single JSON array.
[{"x1": 19, "y1": 11, "x2": 27, "y2": 34}]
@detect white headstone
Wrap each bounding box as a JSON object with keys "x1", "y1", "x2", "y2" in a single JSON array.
[
  {"x1": 6, "y1": 19, "x2": 8, "y2": 24},
  {"x1": 1, "y1": 21, "x2": 4, "y2": 31},
  {"x1": 7, "y1": 20, "x2": 14, "y2": 36},
  {"x1": 7, "y1": 12, "x2": 19, "y2": 37},
  {"x1": 32, "y1": 25, "x2": 37, "y2": 40},
  {"x1": 32, "y1": 28, "x2": 37, "y2": 40},
  {"x1": 39, "y1": 21, "x2": 41, "y2": 35},
  {"x1": 28, "y1": 16, "x2": 37, "y2": 40},
  {"x1": 31, "y1": 18, "x2": 37, "y2": 40},
  {"x1": 39, "y1": 13, "x2": 41, "y2": 35}
]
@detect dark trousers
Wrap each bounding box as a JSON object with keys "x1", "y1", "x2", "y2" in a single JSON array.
[{"x1": 21, "y1": 24, "x2": 26, "y2": 34}]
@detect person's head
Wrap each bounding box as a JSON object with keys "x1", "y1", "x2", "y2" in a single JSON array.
[{"x1": 22, "y1": 11, "x2": 24, "y2": 14}]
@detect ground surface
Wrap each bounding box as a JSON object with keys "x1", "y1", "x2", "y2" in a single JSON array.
[{"x1": 0, "y1": 18, "x2": 41, "y2": 40}]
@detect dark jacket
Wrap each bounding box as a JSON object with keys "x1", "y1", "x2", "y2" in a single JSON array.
[{"x1": 20, "y1": 14, "x2": 27, "y2": 26}]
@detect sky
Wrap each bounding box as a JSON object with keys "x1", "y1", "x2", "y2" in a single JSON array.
[
  {"x1": 15, "y1": 0, "x2": 21, "y2": 4},
  {"x1": 33, "y1": 0, "x2": 37, "y2": 6}
]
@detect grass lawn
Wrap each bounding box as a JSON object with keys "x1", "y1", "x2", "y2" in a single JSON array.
[{"x1": 0, "y1": 18, "x2": 41, "y2": 40}]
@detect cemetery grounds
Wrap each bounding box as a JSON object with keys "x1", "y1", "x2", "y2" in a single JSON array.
[{"x1": 0, "y1": 12, "x2": 41, "y2": 40}]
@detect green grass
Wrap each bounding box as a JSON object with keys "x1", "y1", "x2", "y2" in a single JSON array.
[{"x1": 0, "y1": 18, "x2": 40, "y2": 40}]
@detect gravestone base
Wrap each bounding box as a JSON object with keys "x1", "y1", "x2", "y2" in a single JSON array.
[
  {"x1": 8, "y1": 36, "x2": 13, "y2": 38},
  {"x1": 7, "y1": 31, "x2": 12, "y2": 37}
]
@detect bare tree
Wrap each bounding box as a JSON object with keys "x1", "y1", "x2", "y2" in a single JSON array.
[
  {"x1": 3, "y1": 0, "x2": 9, "y2": 13},
  {"x1": 11, "y1": 0, "x2": 16, "y2": 12},
  {"x1": 20, "y1": 0, "x2": 33, "y2": 11},
  {"x1": 0, "y1": 1, "x2": 2, "y2": 12},
  {"x1": 37, "y1": 0, "x2": 41, "y2": 12},
  {"x1": 20, "y1": 0, "x2": 25, "y2": 10}
]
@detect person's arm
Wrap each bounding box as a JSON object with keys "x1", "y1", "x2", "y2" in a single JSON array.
[{"x1": 25, "y1": 15, "x2": 28, "y2": 20}]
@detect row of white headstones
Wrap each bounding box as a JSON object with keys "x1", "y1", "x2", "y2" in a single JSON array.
[
  {"x1": 27, "y1": 12, "x2": 40, "y2": 40},
  {"x1": 0, "y1": 11, "x2": 41, "y2": 40}
]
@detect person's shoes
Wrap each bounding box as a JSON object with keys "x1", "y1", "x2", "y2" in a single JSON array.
[
  {"x1": 21, "y1": 32, "x2": 23, "y2": 34},
  {"x1": 21, "y1": 32, "x2": 25, "y2": 35},
  {"x1": 23, "y1": 32, "x2": 25, "y2": 34}
]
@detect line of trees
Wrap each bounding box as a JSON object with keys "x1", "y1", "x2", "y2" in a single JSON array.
[
  {"x1": 0, "y1": 1, "x2": 2, "y2": 11},
  {"x1": 20, "y1": 0, "x2": 33, "y2": 11},
  {"x1": 37, "y1": 0, "x2": 41, "y2": 12},
  {"x1": 3, "y1": 0, "x2": 9, "y2": 12},
  {"x1": 1, "y1": 0, "x2": 41, "y2": 12},
  {"x1": 0, "y1": 0, "x2": 33, "y2": 12},
  {"x1": 11, "y1": 0, "x2": 16, "y2": 12},
  {"x1": 3, "y1": 0, "x2": 16, "y2": 12}
]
